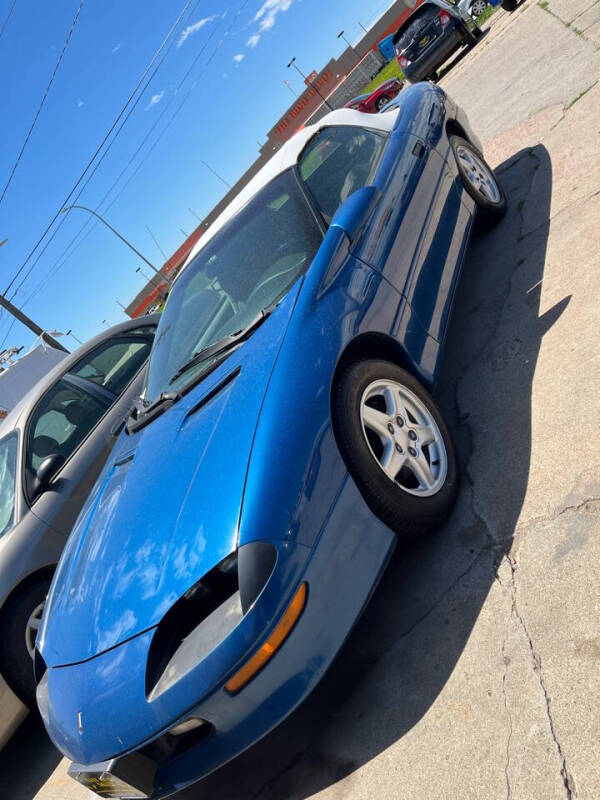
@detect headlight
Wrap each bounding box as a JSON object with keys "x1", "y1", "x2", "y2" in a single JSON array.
[{"x1": 145, "y1": 543, "x2": 277, "y2": 699}]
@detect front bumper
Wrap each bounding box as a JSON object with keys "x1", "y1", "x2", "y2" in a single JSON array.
[{"x1": 42, "y1": 474, "x2": 396, "y2": 799}]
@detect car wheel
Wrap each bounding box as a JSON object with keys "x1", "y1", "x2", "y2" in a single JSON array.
[
  {"x1": 471, "y1": 0, "x2": 488, "y2": 17},
  {"x1": 332, "y1": 360, "x2": 459, "y2": 541},
  {"x1": 450, "y1": 135, "x2": 507, "y2": 229},
  {"x1": 0, "y1": 576, "x2": 51, "y2": 707},
  {"x1": 501, "y1": 0, "x2": 517, "y2": 9},
  {"x1": 375, "y1": 95, "x2": 391, "y2": 111}
]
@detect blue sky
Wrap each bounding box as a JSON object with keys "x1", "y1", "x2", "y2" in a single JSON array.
[{"x1": 0, "y1": 0, "x2": 395, "y2": 352}]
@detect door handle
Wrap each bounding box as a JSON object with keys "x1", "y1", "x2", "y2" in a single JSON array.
[{"x1": 412, "y1": 141, "x2": 426, "y2": 158}]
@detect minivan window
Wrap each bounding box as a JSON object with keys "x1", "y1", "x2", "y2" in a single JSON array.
[
  {"x1": 70, "y1": 335, "x2": 154, "y2": 396},
  {"x1": 26, "y1": 380, "x2": 109, "y2": 478},
  {"x1": 0, "y1": 434, "x2": 17, "y2": 536}
]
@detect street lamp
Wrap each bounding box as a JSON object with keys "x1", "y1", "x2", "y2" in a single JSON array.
[
  {"x1": 287, "y1": 57, "x2": 333, "y2": 111},
  {"x1": 337, "y1": 30, "x2": 371, "y2": 82},
  {"x1": 61, "y1": 205, "x2": 172, "y2": 285}
]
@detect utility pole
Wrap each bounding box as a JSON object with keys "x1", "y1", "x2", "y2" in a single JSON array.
[
  {"x1": 0, "y1": 239, "x2": 68, "y2": 351},
  {"x1": 0, "y1": 294, "x2": 69, "y2": 352}
]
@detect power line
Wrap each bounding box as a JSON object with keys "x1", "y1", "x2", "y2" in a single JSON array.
[
  {"x1": 14, "y1": 0, "x2": 252, "y2": 315},
  {"x1": 0, "y1": 1, "x2": 84, "y2": 206},
  {"x1": 3, "y1": 0, "x2": 196, "y2": 298},
  {"x1": 0, "y1": 0, "x2": 17, "y2": 41},
  {"x1": 15, "y1": 1, "x2": 236, "y2": 306}
]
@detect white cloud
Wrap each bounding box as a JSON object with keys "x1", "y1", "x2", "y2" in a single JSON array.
[
  {"x1": 233, "y1": 53, "x2": 244, "y2": 62},
  {"x1": 177, "y1": 16, "x2": 216, "y2": 47},
  {"x1": 76, "y1": 98, "x2": 84, "y2": 108},
  {"x1": 253, "y1": 0, "x2": 292, "y2": 32},
  {"x1": 145, "y1": 91, "x2": 164, "y2": 110},
  {"x1": 111, "y1": 43, "x2": 121, "y2": 54},
  {"x1": 246, "y1": 33, "x2": 260, "y2": 48}
]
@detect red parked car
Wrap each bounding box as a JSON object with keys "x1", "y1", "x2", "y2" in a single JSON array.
[{"x1": 344, "y1": 77, "x2": 404, "y2": 113}]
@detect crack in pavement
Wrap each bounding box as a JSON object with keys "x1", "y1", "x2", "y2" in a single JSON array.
[
  {"x1": 503, "y1": 555, "x2": 578, "y2": 799},
  {"x1": 514, "y1": 494, "x2": 600, "y2": 541},
  {"x1": 501, "y1": 630, "x2": 514, "y2": 800}
]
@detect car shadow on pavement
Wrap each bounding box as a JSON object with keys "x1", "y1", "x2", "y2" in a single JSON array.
[
  {"x1": 0, "y1": 712, "x2": 61, "y2": 799},
  {"x1": 174, "y1": 145, "x2": 567, "y2": 800}
]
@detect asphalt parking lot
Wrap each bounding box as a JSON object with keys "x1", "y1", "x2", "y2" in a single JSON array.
[{"x1": 3, "y1": 1, "x2": 599, "y2": 797}]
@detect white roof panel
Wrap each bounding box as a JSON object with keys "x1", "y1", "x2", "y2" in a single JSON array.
[{"x1": 184, "y1": 107, "x2": 399, "y2": 267}]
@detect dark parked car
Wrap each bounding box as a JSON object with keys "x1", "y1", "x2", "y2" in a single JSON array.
[
  {"x1": 0, "y1": 315, "x2": 157, "y2": 745},
  {"x1": 394, "y1": 0, "x2": 483, "y2": 83},
  {"x1": 37, "y1": 83, "x2": 508, "y2": 800},
  {"x1": 344, "y1": 78, "x2": 404, "y2": 113}
]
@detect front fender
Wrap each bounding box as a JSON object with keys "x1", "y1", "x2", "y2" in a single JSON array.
[{"x1": 238, "y1": 228, "x2": 432, "y2": 550}]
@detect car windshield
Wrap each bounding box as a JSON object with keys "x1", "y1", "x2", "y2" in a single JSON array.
[
  {"x1": 144, "y1": 168, "x2": 322, "y2": 402},
  {"x1": 0, "y1": 434, "x2": 17, "y2": 538}
]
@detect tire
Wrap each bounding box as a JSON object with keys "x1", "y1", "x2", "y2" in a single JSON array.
[
  {"x1": 470, "y1": 0, "x2": 488, "y2": 17},
  {"x1": 0, "y1": 576, "x2": 51, "y2": 707},
  {"x1": 332, "y1": 360, "x2": 459, "y2": 541},
  {"x1": 501, "y1": 0, "x2": 517, "y2": 9},
  {"x1": 375, "y1": 95, "x2": 392, "y2": 111},
  {"x1": 450, "y1": 135, "x2": 507, "y2": 230}
]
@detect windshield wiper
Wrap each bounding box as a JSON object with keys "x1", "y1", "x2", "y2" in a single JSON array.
[
  {"x1": 168, "y1": 306, "x2": 274, "y2": 386},
  {"x1": 127, "y1": 390, "x2": 180, "y2": 434}
]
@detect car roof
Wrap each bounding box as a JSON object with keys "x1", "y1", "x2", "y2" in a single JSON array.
[
  {"x1": 0, "y1": 314, "x2": 160, "y2": 438},
  {"x1": 184, "y1": 107, "x2": 399, "y2": 269},
  {"x1": 346, "y1": 93, "x2": 370, "y2": 105}
]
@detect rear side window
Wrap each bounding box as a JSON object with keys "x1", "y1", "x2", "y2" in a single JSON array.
[
  {"x1": 70, "y1": 336, "x2": 153, "y2": 396},
  {"x1": 26, "y1": 379, "x2": 109, "y2": 477},
  {"x1": 299, "y1": 126, "x2": 387, "y2": 223}
]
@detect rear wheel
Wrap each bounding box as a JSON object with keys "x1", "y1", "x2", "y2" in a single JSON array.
[
  {"x1": 450, "y1": 135, "x2": 507, "y2": 229},
  {"x1": 333, "y1": 360, "x2": 459, "y2": 541},
  {"x1": 471, "y1": 0, "x2": 488, "y2": 17},
  {"x1": 375, "y1": 95, "x2": 392, "y2": 111},
  {"x1": 0, "y1": 576, "x2": 51, "y2": 707},
  {"x1": 501, "y1": 0, "x2": 517, "y2": 10}
]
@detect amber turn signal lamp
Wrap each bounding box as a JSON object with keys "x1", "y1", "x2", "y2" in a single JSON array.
[{"x1": 225, "y1": 583, "x2": 307, "y2": 694}]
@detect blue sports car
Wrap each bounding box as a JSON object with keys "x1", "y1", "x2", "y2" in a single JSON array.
[{"x1": 36, "y1": 83, "x2": 506, "y2": 799}]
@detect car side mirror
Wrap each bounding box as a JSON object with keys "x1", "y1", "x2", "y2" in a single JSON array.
[
  {"x1": 33, "y1": 454, "x2": 65, "y2": 499},
  {"x1": 330, "y1": 185, "x2": 382, "y2": 242}
]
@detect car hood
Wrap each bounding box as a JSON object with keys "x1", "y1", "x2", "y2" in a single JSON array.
[{"x1": 39, "y1": 285, "x2": 301, "y2": 667}]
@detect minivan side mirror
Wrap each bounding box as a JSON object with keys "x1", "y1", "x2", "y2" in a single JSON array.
[
  {"x1": 330, "y1": 185, "x2": 382, "y2": 242},
  {"x1": 32, "y1": 454, "x2": 66, "y2": 500}
]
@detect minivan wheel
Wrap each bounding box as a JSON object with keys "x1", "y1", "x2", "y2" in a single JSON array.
[
  {"x1": 450, "y1": 135, "x2": 507, "y2": 230},
  {"x1": 501, "y1": 0, "x2": 517, "y2": 10},
  {"x1": 333, "y1": 360, "x2": 459, "y2": 541},
  {"x1": 0, "y1": 576, "x2": 51, "y2": 707}
]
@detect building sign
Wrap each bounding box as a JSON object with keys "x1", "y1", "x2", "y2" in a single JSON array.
[{"x1": 304, "y1": 69, "x2": 318, "y2": 86}]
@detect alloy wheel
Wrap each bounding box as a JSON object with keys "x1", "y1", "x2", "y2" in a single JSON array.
[
  {"x1": 360, "y1": 379, "x2": 448, "y2": 497},
  {"x1": 471, "y1": 0, "x2": 488, "y2": 17},
  {"x1": 455, "y1": 145, "x2": 502, "y2": 204},
  {"x1": 25, "y1": 600, "x2": 45, "y2": 659}
]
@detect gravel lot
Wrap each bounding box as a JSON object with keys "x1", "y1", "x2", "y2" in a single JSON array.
[{"x1": 3, "y1": 1, "x2": 599, "y2": 797}]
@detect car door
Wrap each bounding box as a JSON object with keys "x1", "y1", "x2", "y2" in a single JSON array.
[{"x1": 26, "y1": 331, "x2": 155, "y2": 537}]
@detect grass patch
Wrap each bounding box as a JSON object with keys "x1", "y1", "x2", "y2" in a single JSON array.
[
  {"x1": 475, "y1": 4, "x2": 497, "y2": 25},
  {"x1": 538, "y1": 0, "x2": 548, "y2": 7},
  {"x1": 566, "y1": 80, "x2": 598, "y2": 109},
  {"x1": 358, "y1": 59, "x2": 405, "y2": 96}
]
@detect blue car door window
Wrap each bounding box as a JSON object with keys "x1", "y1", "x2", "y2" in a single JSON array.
[{"x1": 298, "y1": 126, "x2": 387, "y2": 223}]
